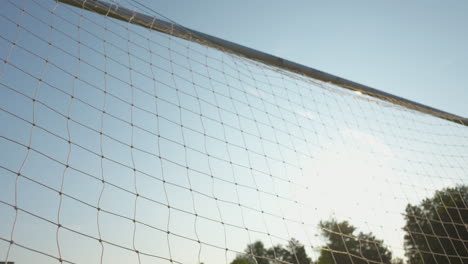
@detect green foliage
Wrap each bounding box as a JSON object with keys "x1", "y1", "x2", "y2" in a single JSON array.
[
  {"x1": 249, "y1": 241, "x2": 270, "y2": 264},
  {"x1": 231, "y1": 258, "x2": 253, "y2": 264},
  {"x1": 403, "y1": 185, "x2": 468, "y2": 264},
  {"x1": 229, "y1": 185, "x2": 468, "y2": 264},
  {"x1": 230, "y1": 239, "x2": 311, "y2": 264},
  {"x1": 268, "y1": 238, "x2": 311, "y2": 264},
  {"x1": 317, "y1": 220, "x2": 393, "y2": 264}
]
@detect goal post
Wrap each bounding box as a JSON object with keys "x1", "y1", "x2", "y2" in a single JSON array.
[{"x1": 58, "y1": 0, "x2": 468, "y2": 127}]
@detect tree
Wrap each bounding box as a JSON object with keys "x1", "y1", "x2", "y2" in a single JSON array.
[
  {"x1": 230, "y1": 239, "x2": 312, "y2": 264},
  {"x1": 317, "y1": 220, "x2": 393, "y2": 264},
  {"x1": 286, "y1": 238, "x2": 312, "y2": 264},
  {"x1": 267, "y1": 238, "x2": 311, "y2": 264},
  {"x1": 403, "y1": 185, "x2": 468, "y2": 264},
  {"x1": 231, "y1": 241, "x2": 269, "y2": 264},
  {"x1": 231, "y1": 258, "x2": 254, "y2": 264}
]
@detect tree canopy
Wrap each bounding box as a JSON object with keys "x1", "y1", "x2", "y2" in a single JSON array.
[
  {"x1": 230, "y1": 239, "x2": 311, "y2": 264},
  {"x1": 228, "y1": 185, "x2": 468, "y2": 264},
  {"x1": 317, "y1": 220, "x2": 393, "y2": 264},
  {"x1": 403, "y1": 185, "x2": 468, "y2": 264}
]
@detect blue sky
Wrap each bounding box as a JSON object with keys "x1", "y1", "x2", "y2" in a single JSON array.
[
  {"x1": 0, "y1": 1, "x2": 467, "y2": 264},
  {"x1": 125, "y1": 0, "x2": 468, "y2": 118}
]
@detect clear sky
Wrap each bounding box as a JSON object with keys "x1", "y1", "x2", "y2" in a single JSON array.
[
  {"x1": 123, "y1": 0, "x2": 468, "y2": 118},
  {"x1": 0, "y1": 1, "x2": 467, "y2": 264}
]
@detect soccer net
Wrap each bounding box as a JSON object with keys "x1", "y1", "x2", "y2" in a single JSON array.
[{"x1": 0, "y1": 1, "x2": 467, "y2": 264}]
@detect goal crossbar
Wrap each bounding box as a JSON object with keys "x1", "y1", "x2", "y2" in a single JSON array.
[{"x1": 58, "y1": 0, "x2": 468, "y2": 126}]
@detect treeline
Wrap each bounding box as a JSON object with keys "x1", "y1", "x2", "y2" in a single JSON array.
[{"x1": 229, "y1": 185, "x2": 467, "y2": 264}]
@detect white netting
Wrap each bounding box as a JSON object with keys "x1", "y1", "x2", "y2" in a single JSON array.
[{"x1": 0, "y1": 1, "x2": 467, "y2": 264}]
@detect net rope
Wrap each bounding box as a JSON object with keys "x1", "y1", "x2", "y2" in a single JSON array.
[{"x1": 0, "y1": 1, "x2": 467, "y2": 264}]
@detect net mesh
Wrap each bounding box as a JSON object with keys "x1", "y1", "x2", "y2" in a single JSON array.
[{"x1": 0, "y1": 1, "x2": 467, "y2": 264}]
